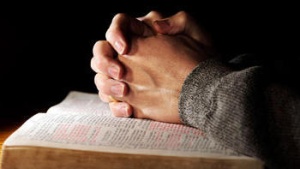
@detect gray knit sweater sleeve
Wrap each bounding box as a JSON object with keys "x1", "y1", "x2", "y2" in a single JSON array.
[{"x1": 179, "y1": 58, "x2": 300, "y2": 169}]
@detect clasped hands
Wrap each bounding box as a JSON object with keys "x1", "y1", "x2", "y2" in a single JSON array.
[{"x1": 91, "y1": 11, "x2": 213, "y2": 124}]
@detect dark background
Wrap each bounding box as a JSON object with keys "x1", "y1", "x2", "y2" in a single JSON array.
[{"x1": 0, "y1": 1, "x2": 298, "y2": 121}]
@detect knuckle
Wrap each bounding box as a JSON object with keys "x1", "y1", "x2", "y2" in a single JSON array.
[
  {"x1": 94, "y1": 74, "x2": 106, "y2": 90},
  {"x1": 106, "y1": 13, "x2": 128, "y2": 40},
  {"x1": 105, "y1": 29, "x2": 113, "y2": 41},
  {"x1": 113, "y1": 13, "x2": 127, "y2": 21},
  {"x1": 177, "y1": 11, "x2": 189, "y2": 20},
  {"x1": 92, "y1": 40, "x2": 104, "y2": 54},
  {"x1": 98, "y1": 92, "x2": 109, "y2": 102}
]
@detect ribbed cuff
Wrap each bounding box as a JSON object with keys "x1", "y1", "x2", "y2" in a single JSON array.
[{"x1": 179, "y1": 58, "x2": 232, "y2": 129}]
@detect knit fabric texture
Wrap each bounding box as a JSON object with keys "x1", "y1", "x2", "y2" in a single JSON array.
[{"x1": 179, "y1": 57, "x2": 300, "y2": 169}]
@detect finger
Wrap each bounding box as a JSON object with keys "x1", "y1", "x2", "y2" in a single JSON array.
[
  {"x1": 92, "y1": 40, "x2": 124, "y2": 80},
  {"x1": 109, "y1": 102, "x2": 133, "y2": 118},
  {"x1": 94, "y1": 73, "x2": 128, "y2": 98},
  {"x1": 105, "y1": 13, "x2": 154, "y2": 55},
  {"x1": 94, "y1": 73, "x2": 111, "y2": 102},
  {"x1": 152, "y1": 11, "x2": 212, "y2": 46},
  {"x1": 98, "y1": 91, "x2": 120, "y2": 103},
  {"x1": 97, "y1": 91, "x2": 112, "y2": 103},
  {"x1": 137, "y1": 10, "x2": 163, "y2": 30}
]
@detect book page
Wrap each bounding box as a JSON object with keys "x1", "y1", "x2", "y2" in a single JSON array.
[
  {"x1": 46, "y1": 91, "x2": 112, "y2": 116},
  {"x1": 4, "y1": 90, "x2": 260, "y2": 163},
  {"x1": 4, "y1": 112, "x2": 252, "y2": 160}
]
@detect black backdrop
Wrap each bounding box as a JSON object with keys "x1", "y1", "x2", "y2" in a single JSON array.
[{"x1": 0, "y1": 1, "x2": 298, "y2": 120}]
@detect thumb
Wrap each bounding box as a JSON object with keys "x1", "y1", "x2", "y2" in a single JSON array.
[
  {"x1": 152, "y1": 11, "x2": 212, "y2": 46},
  {"x1": 106, "y1": 13, "x2": 154, "y2": 55}
]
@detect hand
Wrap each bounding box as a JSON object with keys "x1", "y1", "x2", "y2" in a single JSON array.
[
  {"x1": 91, "y1": 11, "x2": 213, "y2": 122},
  {"x1": 106, "y1": 11, "x2": 212, "y2": 55},
  {"x1": 93, "y1": 35, "x2": 212, "y2": 123},
  {"x1": 114, "y1": 34, "x2": 208, "y2": 123},
  {"x1": 105, "y1": 11, "x2": 163, "y2": 55},
  {"x1": 91, "y1": 11, "x2": 163, "y2": 117}
]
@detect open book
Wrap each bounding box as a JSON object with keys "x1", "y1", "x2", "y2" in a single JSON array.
[{"x1": 1, "y1": 91, "x2": 264, "y2": 169}]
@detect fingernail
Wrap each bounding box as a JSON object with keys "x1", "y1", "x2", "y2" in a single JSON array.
[
  {"x1": 120, "y1": 104, "x2": 130, "y2": 117},
  {"x1": 111, "y1": 103, "x2": 130, "y2": 117},
  {"x1": 111, "y1": 83, "x2": 124, "y2": 97},
  {"x1": 108, "y1": 66, "x2": 119, "y2": 79},
  {"x1": 115, "y1": 40, "x2": 124, "y2": 54}
]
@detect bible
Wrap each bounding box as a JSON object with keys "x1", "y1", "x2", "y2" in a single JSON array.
[{"x1": 1, "y1": 91, "x2": 264, "y2": 169}]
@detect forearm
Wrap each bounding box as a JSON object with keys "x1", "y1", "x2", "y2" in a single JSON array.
[
  {"x1": 179, "y1": 57, "x2": 300, "y2": 168},
  {"x1": 179, "y1": 58, "x2": 265, "y2": 156}
]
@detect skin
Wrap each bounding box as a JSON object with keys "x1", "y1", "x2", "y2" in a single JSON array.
[{"x1": 91, "y1": 11, "x2": 213, "y2": 123}]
